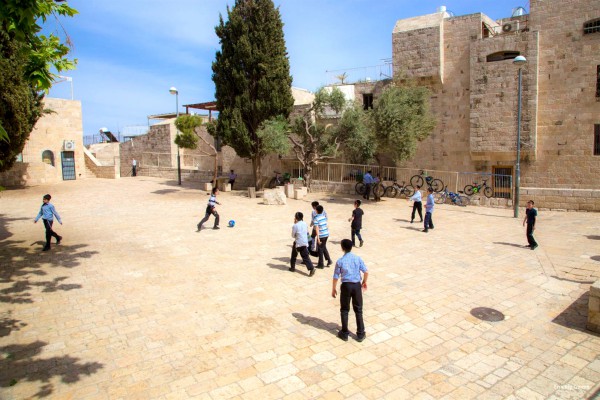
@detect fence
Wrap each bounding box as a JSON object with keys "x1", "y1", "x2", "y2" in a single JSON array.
[
  {"x1": 141, "y1": 152, "x2": 216, "y2": 171},
  {"x1": 282, "y1": 161, "x2": 513, "y2": 199}
]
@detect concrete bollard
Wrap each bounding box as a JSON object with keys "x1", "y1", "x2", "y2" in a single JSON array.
[
  {"x1": 248, "y1": 187, "x2": 256, "y2": 198},
  {"x1": 203, "y1": 182, "x2": 213, "y2": 191}
]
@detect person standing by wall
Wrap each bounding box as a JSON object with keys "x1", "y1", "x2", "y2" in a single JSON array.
[
  {"x1": 423, "y1": 187, "x2": 434, "y2": 232},
  {"x1": 523, "y1": 200, "x2": 538, "y2": 250},
  {"x1": 228, "y1": 169, "x2": 237, "y2": 190},
  {"x1": 290, "y1": 212, "x2": 316, "y2": 276},
  {"x1": 132, "y1": 159, "x2": 137, "y2": 177},
  {"x1": 34, "y1": 194, "x2": 63, "y2": 251},
  {"x1": 408, "y1": 185, "x2": 423, "y2": 223},
  {"x1": 362, "y1": 170, "x2": 374, "y2": 201},
  {"x1": 332, "y1": 239, "x2": 368, "y2": 342},
  {"x1": 348, "y1": 200, "x2": 364, "y2": 247}
]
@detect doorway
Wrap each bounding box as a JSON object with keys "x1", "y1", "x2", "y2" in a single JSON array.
[{"x1": 61, "y1": 151, "x2": 76, "y2": 180}]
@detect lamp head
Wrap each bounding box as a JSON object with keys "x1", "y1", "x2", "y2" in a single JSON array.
[
  {"x1": 513, "y1": 55, "x2": 527, "y2": 65},
  {"x1": 169, "y1": 87, "x2": 178, "y2": 95}
]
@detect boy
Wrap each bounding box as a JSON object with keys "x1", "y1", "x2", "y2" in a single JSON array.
[
  {"x1": 314, "y1": 205, "x2": 333, "y2": 268},
  {"x1": 290, "y1": 212, "x2": 316, "y2": 276},
  {"x1": 423, "y1": 187, "x2": 434, "y2": 232},
  {"x1": 228, "y1": 170, "x2": 237, "y2": 190},
  {"x1": 332, "y1": 239, "x2": 368, "y2": 342},
  {"x1": 34, "y1": 194, "x2": 63, "y2": 251},
  {"x1": 310, "y1": 201, "x2": 327, "y2": 239},
  {"x1": 408, "y1": 185, "x2": 423, "y2": 223},
  {"x1": 348, "y1": 200, "x2": 364, "y2": 247},
  {"x1": 362, "y1": 170, "x2": 374, "y2": 201},
  {"x1": 197, "y1": 187, "x2": 221, "y2": 231},
  {"x1": 523, "y1": 200, "x2": 538, "y2": 250}
]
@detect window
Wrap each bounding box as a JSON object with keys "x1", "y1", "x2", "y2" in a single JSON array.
[
  {"x1": 584, "y1": 18, "x2": 600, "y2": 35},
  {"x1": 594, "y1": 125, "x2": 600, "y2": 156},
  {"x1": 596, "y1": 65, "x2": 600, "y2": 99},
  {"x1": 486, "y1": 51, "x2": 521, "y2": 62},
  {"x1": 363, "y1": 93, "x2": 374, "y2": 110},
  {"x1": 41, "y1": 150, "x2": 54, "y2": 166}
]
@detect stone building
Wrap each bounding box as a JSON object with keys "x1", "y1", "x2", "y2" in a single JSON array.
[
  {"x1": 0, "y1": 98, "x2": 86, "y2": 186},
  {"x1": 387, "y1": 0, "x2": 600, "y2": 210}
]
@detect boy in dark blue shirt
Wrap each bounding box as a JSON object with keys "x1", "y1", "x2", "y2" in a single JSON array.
[
  {"x1": 34, "y1": 194, "x2": 63, "y2": 251},
  {"x1": 523, "y1": 200, "x2": 538, "y2": 250}
]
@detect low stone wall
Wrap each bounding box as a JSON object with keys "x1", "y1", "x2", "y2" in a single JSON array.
[
  {"x1": 520, "y1": 187, "x2": 600, "y2": 212},
  {"x1": 0, "y1": 162, "x2": 61, "y2": 186},
  {"x1": 588, "y1": 281, "x2": 600, "y2": 333},
  {"x1": 84, "y1": 154, "x2": 119, "y2": 179}
]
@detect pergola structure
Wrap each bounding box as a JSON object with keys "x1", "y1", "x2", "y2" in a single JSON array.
[{"x1": 147, "y1": 101, "x2": 218, "y2": 124}]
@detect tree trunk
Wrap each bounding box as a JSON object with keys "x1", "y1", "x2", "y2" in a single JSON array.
[
  {"x1": 304, "y1": 166, "x2": 312, "y2": 192},
  {"x1": 252, "y1": 157, "x2": 262, "y2": 190},
  {"x1": 213, "y1": 155, "x2": 218, "y2": 186}
]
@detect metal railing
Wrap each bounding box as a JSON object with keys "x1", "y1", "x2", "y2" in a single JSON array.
[
  {"x1": 282, "y1": 161, "x2": 513, "y2": 199},
  {"x1": 141, "y1": 152, "x2": 216, "y2": 170}
]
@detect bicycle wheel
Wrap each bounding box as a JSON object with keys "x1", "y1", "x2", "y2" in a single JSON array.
[
  {"x1": 410, "y1": 174, "x2": 424, "y2": 187},
  {"x1": 402, "y1": 185, "x2": 415, "y2": 198},
  {"x1": 268, "y1": 177, "x2": 277, "y2": 189},
  {"x1": 457, "y1": 195, "x2": 470, "y2": 207},
  {"x1": 434, "y1": 193, "x2": 446, "y2": 204},
  {"x1": 373, "y1": 183, "x2": 385, "y2": 198},
  {"x1": 431, "y1": 179, "x2": 444, "y2": 193},
  {"x1": 483, "y1": 186, "x2": 493, "y2": 198},
  {"x1": 355, "y1": 182, "x2": 365, "y2": 195},
  {"x1": 384, "y1": 186, "x2": 398, "y2": 198},
  {"x1": 463, "y1": 185, "x2": 474, "y2": 196}
]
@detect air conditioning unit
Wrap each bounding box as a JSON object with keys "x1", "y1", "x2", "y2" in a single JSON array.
[
  {"x1": 502, "y1": 21, "x2": 520, "y2": 33},
  {"x1": 64, "y1": 140, "x2": 75, "y2": 151}
]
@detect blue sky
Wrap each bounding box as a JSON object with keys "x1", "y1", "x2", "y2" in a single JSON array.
[{"x1": 47, "y1": 0, "x2": 528, "y2": 137}]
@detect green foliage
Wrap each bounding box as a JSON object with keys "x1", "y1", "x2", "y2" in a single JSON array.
[
  {"x1": 0, "y1": 124, "x2": 8, "y2": 143},
  {"x1": 174, "y1": 132, "x2": 198, "y2": 149},
  {"x1": 174, "y1": 114, "x2": 204, "y2": 135},
  {"x1": 212, "y1": 0, "x2": 294, "y2": 186},
  {"x1": 0, "y1": 30, "x2": 43, "y2": 172},
  {"x1": 257, "y1": 116, "x2": 290, "y2": 155},
  {"x1": 336, "y1": 103, "x2": 375, "y2": 164},
  {"x1": 0, "y1": 0, "x2": 78, "y2": 91},
  {"x1": 371, "y1": 83, "x2": 436, "y2": 163}
]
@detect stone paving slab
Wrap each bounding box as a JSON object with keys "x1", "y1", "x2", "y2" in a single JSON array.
[{"x1": 0, "y1": 177, "x2": 599, "y2": 399}]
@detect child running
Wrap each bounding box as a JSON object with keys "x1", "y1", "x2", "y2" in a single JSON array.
[
  {"x1": 348, "y1": 200, "x2": 364, "y2": 247},
  {"x1": 197, "y1": 187, "x2": 221, "y2": 231}
]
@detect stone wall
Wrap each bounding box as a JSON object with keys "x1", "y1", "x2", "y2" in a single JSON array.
[{"x1": 0, "y1": 98, "x2": 86, "y2": 186}]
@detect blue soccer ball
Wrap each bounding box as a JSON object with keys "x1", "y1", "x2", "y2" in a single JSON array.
[{"x1": 228, "y1": 220, "x2": 235, "y2": 227}]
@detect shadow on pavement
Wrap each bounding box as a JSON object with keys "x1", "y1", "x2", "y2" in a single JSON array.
[
  {"x1": 0, "y1": 341, "x2": 104, "y2": 397},
  {"x1": 591, "y1": 256, "x2": 600, "y2": 262},
  {"x1": 0, "y1": 215, "x2": 29, "y2": 241},
  {"x1": 292, "y1": 312, "x2": 338, "y2": 336},
  {"x1": 494, "y1": 241, "x2": 527, "y2": 248},
  {"x1": 586, "y1": 235, "x2": 600, "y2": 240},
  {"x1": 151, "y1": 189, "x2": 180, "y2": 195},
  {"x1": 551, "y1": 292, "x2": 600, "y2": 337}
]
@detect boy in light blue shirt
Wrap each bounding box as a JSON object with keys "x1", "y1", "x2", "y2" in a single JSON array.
[
  {"x1": 34, "y1": 194, "x2": 63, "y2": 251},
  {"x1": 423, "y1": 187, "x2": 435, "y2": 232}
]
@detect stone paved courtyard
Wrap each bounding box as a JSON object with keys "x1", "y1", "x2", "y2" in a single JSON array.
[{"x1": 1, "y1": 177, "x2": 599, "y2": 400}]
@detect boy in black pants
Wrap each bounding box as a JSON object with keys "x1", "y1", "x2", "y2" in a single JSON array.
[
  {"x1": 34, "y1": 194, "x2": 63, "y2": 251},
  {"x1": 198, "y1": 187, "x2": 221, "y2": 231},
  {"x1": 348, "y1": 200, "x2": 364, "y2": 247},
  {"x1": 523, "y1": 200, "x2": 538, "y2": 250}
]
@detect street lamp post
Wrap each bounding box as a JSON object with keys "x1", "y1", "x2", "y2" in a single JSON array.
[
  {"x1": 513, "y1": 55, "x2": 527, "y2": 218},
  {"x1": 169, "y1": 86, "x2": 181, "y2": 185}
]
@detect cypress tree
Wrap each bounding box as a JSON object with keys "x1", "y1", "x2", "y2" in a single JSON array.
[{"x1": 212, "y1": 0, "x2": 294, "y2": 188}]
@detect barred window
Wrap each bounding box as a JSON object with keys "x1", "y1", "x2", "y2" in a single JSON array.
[
  {"x1": 596, "y1": 65, "x2": 600, "y2": 98},
  {"x1": 584, "y1": 19, "x2": 600, "y2": 35}
]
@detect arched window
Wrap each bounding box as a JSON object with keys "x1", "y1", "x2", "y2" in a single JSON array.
[
  {"x1": 42, "y1": 150, "x2": 54, "y2": 166},
  {"x1": 486, "y1": 51, "x2": 521, "y2": 62},
  {"x1": 584, "y1": 18, "x2": 600, "y2": 35}
]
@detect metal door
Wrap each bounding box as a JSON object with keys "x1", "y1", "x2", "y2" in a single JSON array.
[{"x1": 61, "y1": 151, "x2": 76, "y2": 180}]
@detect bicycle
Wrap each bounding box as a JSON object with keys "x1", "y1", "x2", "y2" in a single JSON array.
[
  {"x1": 268, "y1": 171, "x2": 290, "y2": 188},
  {"x1": 463, "y1": 179, "x2": 493, "y2": 198},
  {"x1": 384, "y1": 181, "x2": 415, "y2": 198},
  {"x1": 355, "y1": 181, "x2": 386, "y2": 197},
  {"x1": 434, "y1": 186, "x2": 469, "y2": 206},
  {"x1": 410, "y1": 170, "x2": 444, "y2": 193}
]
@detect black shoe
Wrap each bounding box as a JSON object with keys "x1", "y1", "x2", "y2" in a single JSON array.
[
  {"x1": 213, "y1": 226, "x2": 220, "y2": 230},
  {"x1": 430, "y1": 226, "x2": 434, "y2": 229},
  {"x1": 56, "y1": 236, "x2": 62, "y2": 245},
  {"x1": 422, "y1": 229, "x2": 428, "y2": 233},
  {"x1": 197, "y1": 224, "x2": 202, "y2": 232},
  {"x1": 337, "y1": 331, "x2": 349, "y2": 341},
  {"x1": 42, "y1": 246, "x2": 50, "y2": 252},
  {"x1": 289, "y1": 267, "x2": 295, "y2": 272},
  {"x1": 410, "y1": 220, "x2": 414, "y2": 224},
  {"x1": 327, "y1": 260, "x2": 332, "y2": 267},
  {"x1": 356, "y1": 334, "x2": 366, "y2": 343},
  {"x1": 309, "y1": 268, "x2": 315, "y2": 277},
  {"x1": 531, "y1": 244, "x2": 538, "y2": 250},
  {"x1": 359, "y1": 240, "x2": 364, "y2": 247},
  {"x1": 316, "y1": 264, "x2": 325, "y2": 269}
]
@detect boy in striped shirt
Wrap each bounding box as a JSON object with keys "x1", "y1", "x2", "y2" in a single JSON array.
[
  {"x1": 197, "y1": 187, "x2": 221, "y2": 231},
  {"x1": 314, "y1": 205, "x2": 333, "y2": 268}
]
